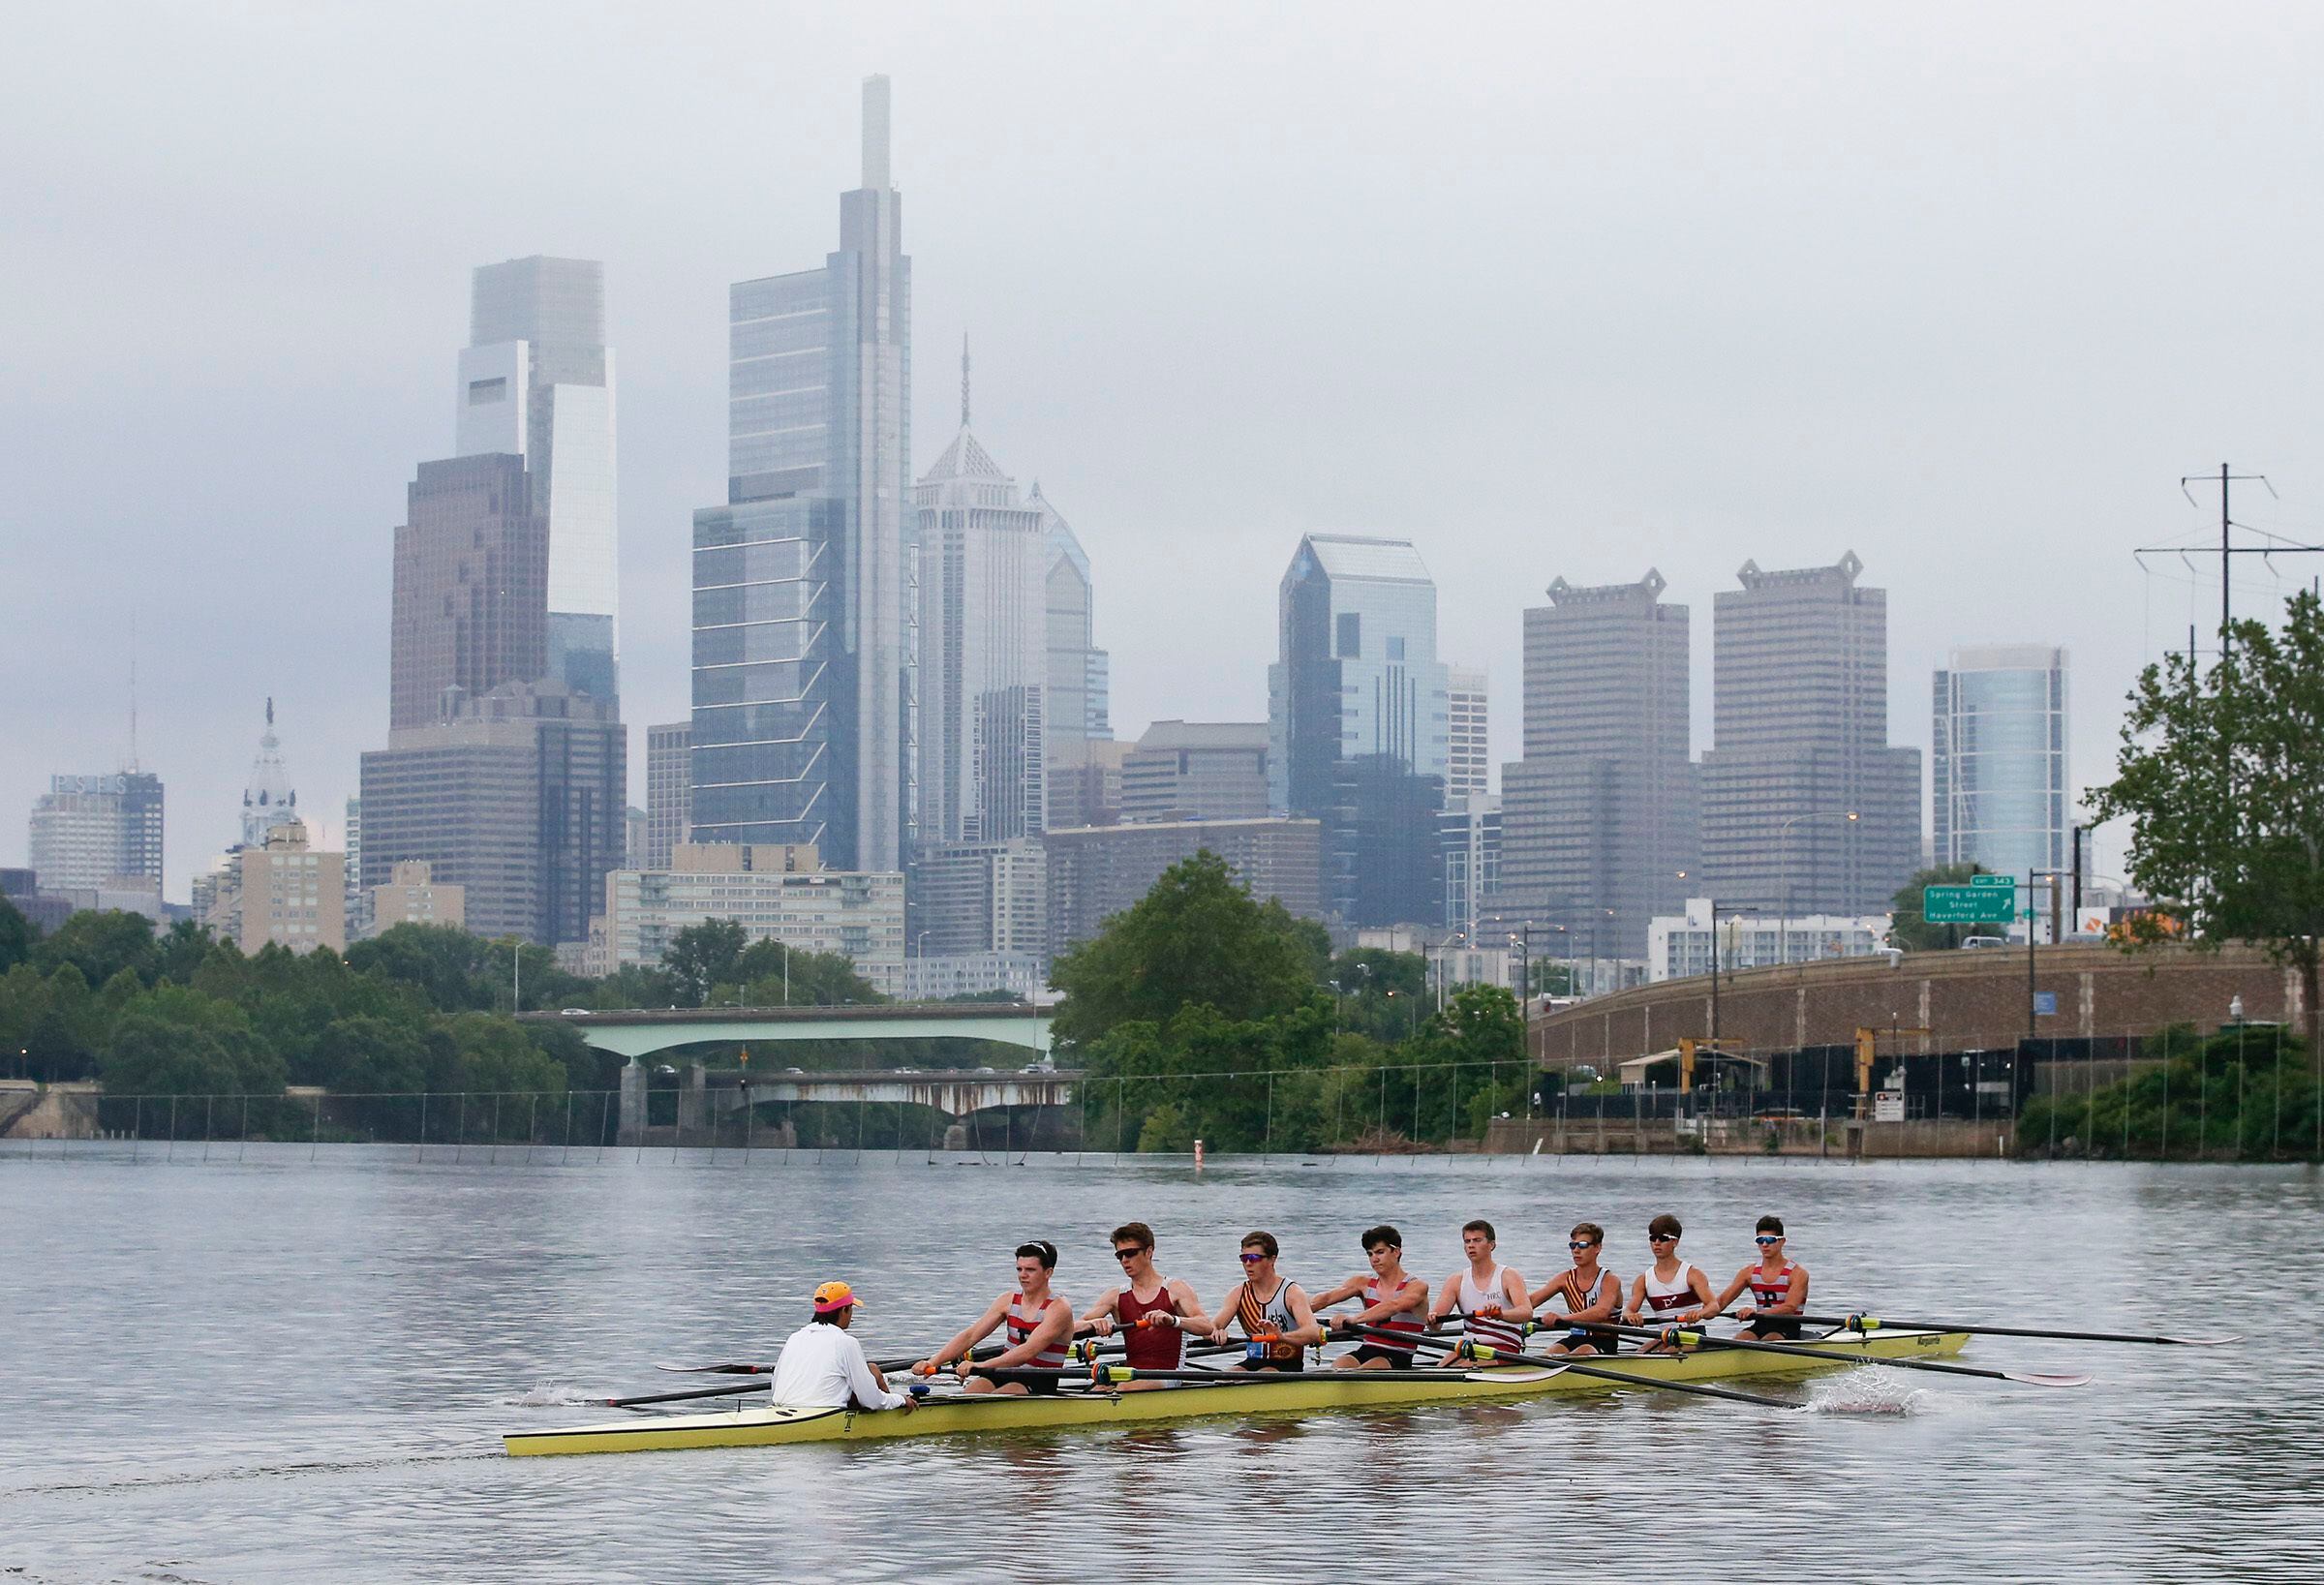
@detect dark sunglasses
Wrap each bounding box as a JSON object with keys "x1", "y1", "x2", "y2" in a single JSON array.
[
  {"x1": 1755, "y1": 1235, "x2": 1784, "y2": 1246},
  {"x1": 1647, "y1": 1234, "x2": 1677, "y2": 1243},
  {"x1": 1238, "y1": 1252, "x2": 1267, "y2": 1264},
  {"x1": 1114, "y1": 1248, "x2": 1146, "y2": 1262},
  {"x1": 1568, "y1": 1240, "x2": 1598, "y2": 1250}
]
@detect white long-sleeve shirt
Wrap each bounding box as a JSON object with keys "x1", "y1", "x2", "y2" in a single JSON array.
[{"x1": 768, "y1": 1322, "x2": 908, "y2": 1411}]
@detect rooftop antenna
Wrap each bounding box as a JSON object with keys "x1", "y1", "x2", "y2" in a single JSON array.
[{"x1": 127, "y1": 613, "x2": 139, "y2": 773}]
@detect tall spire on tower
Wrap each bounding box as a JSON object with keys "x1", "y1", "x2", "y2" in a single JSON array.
[{"x1": 861, "y1": 74, "x2": 892, "y2": 190}]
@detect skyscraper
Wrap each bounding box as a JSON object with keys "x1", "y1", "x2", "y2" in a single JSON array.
[
  {"x1": 1267, "y1": 534, "x2": 1450, "y2": 925},
  {"x1": 1698, "y1": 553, "x2": 1921, "y2": 916},
  {"x1": 27, "y1": 772, "x2": 164, "y2": 895},
  {"x1": 1933, "y1": 645, "x2": 2069, "y2": 882},
  {"x1": 915, "y1": 357, "x2": 1049, "y2": 843},
  {"x1": 644, "y1": 721, "x2": 692, "y2": 870},
  {"x1": 455, "y1": 256, "x2": 619, "y2": 702},
  {"x1": 240, "y1": 699, "x2": 300, "y2": 850},
  {"x1": 388, "y1": 454, "x2": 547, "y2": 729},
  {"x1": 1119, "y1": 721, "x2": 1270, "y2": 824},
  {"x1": 1036, "y1": 482, "x2": 1111, "y2": 830},
  {"x1": 693, "y1": 76, "x2": 911, "y2": 872},
  {"x1": 1493, "y1": 571, "x2": 1697, "y2": 959},
  {"x1": 1446, "y1": 666, "x2": 1490, "y2": 802}
]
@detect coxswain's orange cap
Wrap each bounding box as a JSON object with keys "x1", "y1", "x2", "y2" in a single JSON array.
[{"x1": 812, "y1": 1280, "x2": 863, "y2": 1314}]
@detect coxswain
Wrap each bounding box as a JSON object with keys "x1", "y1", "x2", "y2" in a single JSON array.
[
  {"x1": 915, "y1": 1239, "x2": 1076, "y2": 1395},
  {"x1": 1526, "y1": 1221, "x2": 1623, "y2": 1356},
  {"x1": 1206, "y1": 1231, "x2": 1324, "y2": 1371},
  {"x1": 1310, "y1": 1224, "x2": 1430, "y2": 1369},
  {"x1": 767, "y1": 1281, "x2": 915, "y2": 1414},
  {"x1": 1428, "y1": 1219, "x2": 1532, "y2": 1359},
  {"x1": 1705, "y1": 1214, "x2": 1810, "y2": 1340},
  {"x1": 1079, "y1": 1222, "x2": 1209, "y2": 1390},
  {"x1": 1624, "y1": 1213, "x2": 1716, "y2": 1353}
]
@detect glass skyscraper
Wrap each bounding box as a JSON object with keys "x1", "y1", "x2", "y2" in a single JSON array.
[
  {"x1": 1268, "y1": 533, "x2": 1450, "y2": 925},
  {"x1": 1932, "y1": 645, "x2": 2069, "y2": 882},
  {"x1": 455, "y1": 256, "x2": 619, "y2": 703},
  {"x1": 692, "y1": 76, "x2": 911, "y2": 871}
]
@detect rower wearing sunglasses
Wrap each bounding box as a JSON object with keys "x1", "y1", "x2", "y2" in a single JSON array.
[
  {"x1": 914, "y1": 1239, "x2": 1077, "y2": 1395},
  {"x1": 1429, "y1": 1218, "x2": 1533, "y2": 1359},
  {"x1": 1311, "y1": 1224, "x2": 1430, "y2": 1369},
  {"x1": 1705, "y1": 1215, "x2": 1810, "y2": 1340},
  {"x1": 1079, "y1": 1222, "x2": 1210, "y2": 1389},
  {"x1": 1526, "y1": 1221, "x2": 1623, "y2": 1356},
  {"x1": 1623, "y1": 1213, "x2": 1716, "y2": 1353},
  {"x1": 1205, "y1": 1231, "x2": 1324, "y2": 1371}
]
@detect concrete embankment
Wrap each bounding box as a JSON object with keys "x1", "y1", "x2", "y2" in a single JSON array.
[{"x1": 1483, "y1": 1115, "x2": 2015, "y2": 1159}]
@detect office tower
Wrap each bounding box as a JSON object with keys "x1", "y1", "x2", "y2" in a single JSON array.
[
  {"x1": 388, "y1": 454, "x2": 547, "y2": 729},
  {"x1": 1044, "y1": 817, "x2": 1324, "y2": 954},
  {"x1": 1119, "y1": 721, "x2": 1270, "y2": 824},
  {"x1": 359, "y1": 680, "x2": 626, "y2": 944},
  {"x1": 695, "y1": 76, "x2": 910, "y2": 871},
  {"x1": 1698, "y1": 553, "x2": 1921, "y2": 916},
  {"x1": 343, "y1": 796, "x2": 365, "y2": 938},
  {"x1": 1493, "y1": 570, "x2": 1697, "y2": 960},
  {"x1": 1036, "y1": 482, "x2": 1111, "y2": 830},
  {"x1": 27, "y1": 772, "x2": 164, "y2": 896},
  {"x1": 910, "y1": 838, "x2": 1047, "y2": 957},
  {"x1": 915, "y1": 361, "x2": 1049, "y2": 843},
  {"x1": 1439, "y1": 792, "x2": 1501, "y2": 938},
  {"x1": 645, "y1": 722, "x2": 693, "y2": 871},
  {"x1": 456, "y1": 255, "x2": 619, "y2": 701},
  {"x1": 1932, "y1": 645, "x2": 2069, "y2": 882},
  {"x1": 240, "y1": 699, "x2": 301, "y2": 850},
  {"x1": 1267, "y1": 534, "x2": 1450, "y2": 925},
  {"x1": 624, "y1": 806, "x2": 646, "y2": 869},
  {"x1": 224, "y1": 817, "x2": 346, "y2": 954},
  {"x1": 1446, "y1": 667, "x2": 1489, "y2": 801}
]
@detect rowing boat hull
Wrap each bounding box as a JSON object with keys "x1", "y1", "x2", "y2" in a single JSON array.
[{"x1": 504, "y1": 1328, "x2": 1968, "y2": 1456}]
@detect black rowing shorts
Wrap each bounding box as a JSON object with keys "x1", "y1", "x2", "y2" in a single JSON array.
[
  {"x1": 984, "y1": 1369, "x2": 1062, "y2": 1395},
  {"x1": 1347, "y1": 1343, "x2": 1418, "y2": 1367},
  {"x1": 1738, "y1": 1318, "x2": 1803, "y2": 1341}
]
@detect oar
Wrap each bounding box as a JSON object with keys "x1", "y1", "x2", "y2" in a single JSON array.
[
  {"x1": 1799, "y1": 1312, "x2": 2242, "y2": 1349},
  {"x1": 1337, "y1": 1322, "x2": 1793, "y2": 1410},
  {"x1": 1605, "y1": 1324, "x2": 2093, "y2": 1387}
]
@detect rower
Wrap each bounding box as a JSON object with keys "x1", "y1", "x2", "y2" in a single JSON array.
[
  {"x1": 1205, "y1": 1231, "x2": 1324, "y2": 1371},
  {"x1": 1526, "y1": 1221, "x2": 1622, "y2": 1356},
  {"x1": 1623, "y1": 1212, "x2": 1716, "y2": 1353},
  {"x1": 1428, "y1": 1218, "x2": 1532, "y2": 1359},
  {"x1": 1080, "y1": 1222, "x2": 1209, "y2": 1390},
  {"x1": 768, "y1": 1280, "x2": 916, "y2": 1415},
  {"x1": 915, "y1": 1239, "x2": 1076, "y2": 1396},
  {"x1": 1310, "y1": 1224, "x2": 1429, "y2": 1369},
  {"x1": 1706, "y1": 1215, "x2": 1810, "y2": 1340}
]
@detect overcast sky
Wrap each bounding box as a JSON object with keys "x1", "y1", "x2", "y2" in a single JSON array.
[{"x1": 7, "y1": 2, "x2": 2323, "y2": 900}]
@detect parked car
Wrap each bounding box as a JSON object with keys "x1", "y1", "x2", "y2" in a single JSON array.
[{"x1": 1960, "y1": 935, "x2": 2006, "y2": 950}]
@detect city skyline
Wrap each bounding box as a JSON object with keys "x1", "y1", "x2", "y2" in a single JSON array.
[{"x1": 12, "y1": 12, "x2": 2320, "y2": 900}]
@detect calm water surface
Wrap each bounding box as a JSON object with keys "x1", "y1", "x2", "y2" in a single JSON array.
[{"x1": 3, "y1": 1144, "x2": 2319, "y2": 1582}]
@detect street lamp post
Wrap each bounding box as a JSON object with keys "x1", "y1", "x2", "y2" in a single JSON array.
[{"x1": 1705, "y1": 900, "x2": 1756, "y2": 1054}]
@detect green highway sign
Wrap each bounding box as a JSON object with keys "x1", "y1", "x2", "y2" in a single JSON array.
[
  {"x1": 1924, "y1": 884, "x2": 2016, "y2": 925},
  {"x1": 1970, "y1": 873, "x2": 2014, "y2": 889}
]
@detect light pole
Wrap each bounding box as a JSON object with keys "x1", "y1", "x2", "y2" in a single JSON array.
[{"x1": 1705, "y1": 900, "x2": 1756, "y2": 1054}]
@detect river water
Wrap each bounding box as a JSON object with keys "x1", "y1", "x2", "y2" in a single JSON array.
[{"x1": 3, "y1": 1145, "x2": 2318, "y2": 1582}]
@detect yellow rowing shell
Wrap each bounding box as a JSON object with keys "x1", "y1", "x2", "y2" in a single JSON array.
[{"x1": 504, "y1": 1328, "x2": 1968, "y2": 1456}]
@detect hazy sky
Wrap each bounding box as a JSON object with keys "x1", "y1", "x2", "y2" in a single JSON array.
[{"x1": 8, "y1": 2, "x2": 2323, "y2": 901}]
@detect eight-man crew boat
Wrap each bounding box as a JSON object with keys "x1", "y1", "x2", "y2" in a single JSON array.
[{"x1": 503, "y1": 1322, "x2": 1973, "y2": 1456}]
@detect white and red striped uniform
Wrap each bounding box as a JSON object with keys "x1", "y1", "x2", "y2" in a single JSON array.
[
  {"x1": 1748, "y1": 1261, "x2": 1798, "y2": 1311},
  {"x1": 1639, "y1": 1263, "x2": 1701, "y2": 1323},
  {"x1": 1365, "y1": 1276, "x2": 1425, "y2": 1357},
  {"x1": 1004, "y1": 1293, "x2": 1070, "y2": 1367},
  {"x1": 1456, "y1": 1265, "x2": 1524, "y2": 1355}
]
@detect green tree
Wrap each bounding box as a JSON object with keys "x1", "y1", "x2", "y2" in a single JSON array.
[
  {"x1": 1886, "y1": 863, "x2": 1994, "y2": 951},
  {"x1": 33, "y1": 910, "x2": 161, "y2": 989},
  {"x1": 2089, "y1": 590, "x2": 2324, "y2": 1058},
  {"x1": 0, "y1": 895, "x2": 35, "y2": 973},
  {"x1": 733, "y1": 945, "x2": 883, "y2": 1007},
  {"x1": 662, "y1": 919, "x2": 749, "y2": 1007},
  {"x1": 1328, "y1": 948, "x2": 1428, "y2": 1042},
  {"x1": 1049, "y1": 851, "x2": 1324, "y2": 1047},
  {"x1": 155, "y1": 918, "x2": 216, "y2": 984},
  {"x1": 101, "y1": 990, "x2": 286, "y2": 1097},
  {"x1": 440, "y1": 1012, "x2": 567, "y2": 1095},
  {"x1": 316, "y1": 1014, "x2": 431, "y2": 1093},
  {"x1": 345, "y1": 924, "x2": 498, "y2": 1012}
]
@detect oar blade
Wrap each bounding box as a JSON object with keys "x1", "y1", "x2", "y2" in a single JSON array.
[
  {"x1": 2004, "y1": 1370, "x2": 2095, "y2": 1387},
  {"x1": 654, "y1": 1361, "x2": 769, "y2": 1375}
]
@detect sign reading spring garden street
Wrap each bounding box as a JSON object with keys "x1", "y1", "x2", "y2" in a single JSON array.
[{"x1": 1923, "y1": 883, "x2": 2017, "y2": 925}]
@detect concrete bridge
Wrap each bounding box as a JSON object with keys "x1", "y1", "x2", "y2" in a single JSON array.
[
  {"x1": 615, "y1": 1053, "x2": 1083, "y2": 1147},
  {"x1": 523, "y1": 1002, "x2": 1055, "y2": 1060}
]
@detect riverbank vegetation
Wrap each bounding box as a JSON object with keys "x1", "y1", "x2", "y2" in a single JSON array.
[{"x1": 2017, "y1": 1023, "x2": 2319, "y2": 1161}]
